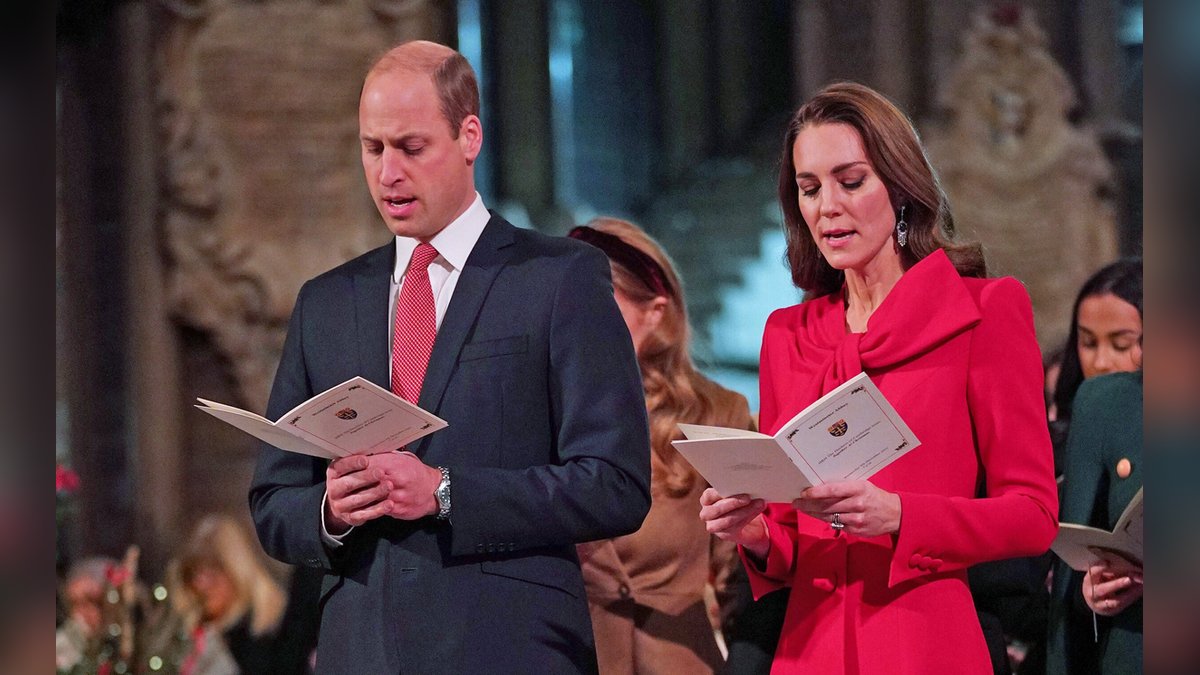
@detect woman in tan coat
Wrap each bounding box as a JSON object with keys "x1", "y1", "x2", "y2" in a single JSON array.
[{"x1": 570, "y1": 218, "x2": 755, "y2": 674}]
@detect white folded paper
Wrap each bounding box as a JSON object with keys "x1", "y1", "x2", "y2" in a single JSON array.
[{"x1": 196, "y1": 376, "x2": 447, "y2": 459}]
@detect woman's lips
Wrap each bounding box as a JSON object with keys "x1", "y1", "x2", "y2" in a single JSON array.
[{"x1": 824, "y1": 230, "x2": 855, "y2": 247}]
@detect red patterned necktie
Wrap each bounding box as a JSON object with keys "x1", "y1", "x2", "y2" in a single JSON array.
[{"x1": 392, "y1": 243, "x2": 440, "y2": 403}]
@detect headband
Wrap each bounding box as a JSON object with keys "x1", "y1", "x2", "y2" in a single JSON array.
[{"x1": 567, "y1": 226, "x2": 674, "y2": 299}]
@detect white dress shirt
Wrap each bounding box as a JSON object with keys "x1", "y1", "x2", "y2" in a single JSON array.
[{"x1": 323, "y1": 193, "x2": 491, "y2": 545}]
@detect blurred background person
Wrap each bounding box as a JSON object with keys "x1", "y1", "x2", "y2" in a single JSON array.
[
  {"x1": 1049, "y1": 258, "x2": 1142, "y2": 475},
  {"x1": 1043, "y1": 258, "x2": 1141, "y2": 675},
  {"x1": 166, "y1": 514, "x2": 287, "y2": 674},
  {"x1": 55, "y1": 556, "x2": 118, "y2": 671},
  {"x1": 699, "y1": 81, "x2": 1059, "y2": 674},
  {"x1": 1047, "y1": 365, "x2": 1143, "y2": 673},
  {"x1": 569, "y1": 218, "x2": 755, "y2": 674}
]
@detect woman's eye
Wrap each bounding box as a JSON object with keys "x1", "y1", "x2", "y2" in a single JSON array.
[
  {"x1": 842, "y1": 177, "x2": 865, "y2": 190},
  {"x1": 800, "y1": 185, "x2": 819, "y2": 198},
  {"x1": 1112, "y1": 340, "x2": 1137, "y2": 353}
]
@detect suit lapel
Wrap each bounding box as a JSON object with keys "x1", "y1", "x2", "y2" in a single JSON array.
[
  {"x1": 354, "y1": 243, "x2": 395, "y2": 391},
  {"x1": 417, "y1": 215, "x2": 516, "y2": 418}
]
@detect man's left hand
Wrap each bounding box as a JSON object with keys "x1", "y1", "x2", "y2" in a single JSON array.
[{"x1": 366, "y1": 451, "x2": 442, "y2": 520}]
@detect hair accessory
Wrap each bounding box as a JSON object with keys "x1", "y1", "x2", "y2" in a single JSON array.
[
  {"x1": 567, "y1": 226, "x2": 674, "y2": 298},
  {"x1": 895, "y1": 205, "x2": 909, "y2": 248}
]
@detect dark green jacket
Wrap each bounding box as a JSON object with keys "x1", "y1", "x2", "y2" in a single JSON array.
[{"x1": 1047, "y1": 371, "x2": 1143, "y2": 674}]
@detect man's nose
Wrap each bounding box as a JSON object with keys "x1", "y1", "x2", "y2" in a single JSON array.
[{"x1": 380, "y1": 149, "x2": 407, "y2": 185}]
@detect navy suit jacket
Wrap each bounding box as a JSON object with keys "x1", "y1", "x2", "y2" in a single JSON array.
[{"x1": 249, "y1": 215, "x2": 652, "y2": 674}]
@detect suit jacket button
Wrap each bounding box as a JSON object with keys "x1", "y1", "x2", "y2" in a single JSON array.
[
  {"x1": 476, "y1": 544, "x2": 485, "y2": 554},
  {"x1": 306, "y1": 558, "x2": 320, "y2": 567},
  {"x1": 487, "y1": 543, "x2": 496, "y2": 553}
]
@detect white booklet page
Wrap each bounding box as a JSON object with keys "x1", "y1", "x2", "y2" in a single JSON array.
[
  {"x1": 673, "y1": 372, "x2": 919, "y2": 502},
  {"x1": 196, "y1": 376, "x2": 447, "y2": 459}
]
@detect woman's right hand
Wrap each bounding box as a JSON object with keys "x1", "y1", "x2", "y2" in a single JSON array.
[{"x1": 700, "y1": 488, "x2": 769, "y2": 559}]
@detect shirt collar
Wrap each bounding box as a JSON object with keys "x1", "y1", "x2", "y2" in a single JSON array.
[{"x1": 393, "y1": 193, "x2": 490, "y2": 281}]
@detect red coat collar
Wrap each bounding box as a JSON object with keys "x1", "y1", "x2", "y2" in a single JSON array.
[{"x1": 782, "y1": 249, "x2": 982, "y2": 409}]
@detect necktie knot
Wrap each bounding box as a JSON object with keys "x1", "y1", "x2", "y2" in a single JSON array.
[{"x1": 410, "y1": 243, "x2": 439, "y2": 273}]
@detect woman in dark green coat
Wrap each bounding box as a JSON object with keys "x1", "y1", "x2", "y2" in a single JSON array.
[{"x1": 1047, "y1": 370, "x2": 1143, "y2": 674}]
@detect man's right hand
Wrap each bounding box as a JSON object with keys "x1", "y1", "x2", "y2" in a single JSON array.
[{"x1": 325, "y1": 454, "x2": 395, "y2": 534}]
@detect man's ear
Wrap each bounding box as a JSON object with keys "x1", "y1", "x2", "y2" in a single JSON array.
[{"x1": 459, "y1": 115, "x2": 483, "y2": 163}]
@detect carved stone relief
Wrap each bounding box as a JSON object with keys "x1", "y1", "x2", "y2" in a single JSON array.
[
  {"x1": 925, "y1": 6, "x2": 1117, "y2": 350},
  {"x1": 156, "y1": 0, "x2": 436, "y2": 409}
]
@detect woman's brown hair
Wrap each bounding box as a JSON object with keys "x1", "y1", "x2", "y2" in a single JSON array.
[
  {"x1": 778, "y1": 81, "x2": 986, "y2": 295},
  {"x1": 586, "y1": 218, "x2": 725, "y2": 498}
]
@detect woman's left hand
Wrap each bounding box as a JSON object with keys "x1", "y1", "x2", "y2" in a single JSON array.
[
  {"x1": 1082, "y1": 549, "x2": 1143, "y2": 616},
  {"x1": 793, "y1": 480, "x2": 902, "y2": 538}
]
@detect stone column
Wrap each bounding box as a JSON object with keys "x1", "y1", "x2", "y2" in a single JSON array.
[
  {"x1": 489, "y1": 0, "x2": 556, "y2": 226},
  {"x1": 58, "y1": 3, "x2": 137, "y2": 563},
  {"x1": 656, "y1": 0, "x2": 713, "y2": 182},
  {"x1": 118, "y1": 0, "x2": 184, "y2": 577}
]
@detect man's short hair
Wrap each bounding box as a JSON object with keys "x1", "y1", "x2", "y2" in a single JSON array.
[{"x1": 368, "y1": 41, "x2": 480, "y2": 139}]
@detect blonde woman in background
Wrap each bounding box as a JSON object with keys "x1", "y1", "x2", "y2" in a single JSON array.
[
  {"x1": 167, "y1": 514, "x2": 287, "y2": 674},
  {"x1": 569, "y1": 218, "x2": 754, "y2": 674}
]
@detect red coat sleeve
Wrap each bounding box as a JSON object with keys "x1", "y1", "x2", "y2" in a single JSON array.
[
  {"x1": 888, "y1": 277, "x2": 1059, "y2": 587},
  {"x1": 740, "y1": 308, "x2": 802, "y2": 598}
]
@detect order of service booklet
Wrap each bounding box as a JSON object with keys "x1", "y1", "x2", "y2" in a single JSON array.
[
  {"x1": 672, "y1": 372, "x2": 920, "y2": 502},
  {"x1": 195, "y1": 376, "x2": 447, "y2": 460},
  {"x1": 1050, "y1": 487, "x2": 1143, "y2": 571}
]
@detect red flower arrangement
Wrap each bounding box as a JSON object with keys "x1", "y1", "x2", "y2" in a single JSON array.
[{"x1": 57, "y1": 464, "x2": 81, "y2": 494}]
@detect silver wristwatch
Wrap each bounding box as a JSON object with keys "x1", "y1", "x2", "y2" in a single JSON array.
[{"x1": 434, "y1": 466, "x2": 452, "y2": 521}]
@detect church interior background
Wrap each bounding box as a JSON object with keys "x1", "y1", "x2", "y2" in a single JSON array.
[{"x1": 57, "y1": 0, "x2": 1142, "y2": 581}]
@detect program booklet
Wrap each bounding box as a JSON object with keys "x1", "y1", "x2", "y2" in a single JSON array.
[
  {"x1": 195, "y1": 376, "x2": 447, "y2": 460},
  {"x1": 1051, "y1": 487, "x2": 1143, "y2": 571},
  {"x1": 672, "y1": 372, "x2": 920, "y2": 502}
]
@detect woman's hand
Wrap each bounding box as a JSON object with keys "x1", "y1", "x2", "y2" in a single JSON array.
[
  {"x1": 793, "y1": 480, "x2": 901, "y2": 538},
  {"x1": 699, "y1": 488, "x2": 769, "y2": 559},
  {"x1": 1083, "y1": 549, "x2": 1143, "y2": 616}
]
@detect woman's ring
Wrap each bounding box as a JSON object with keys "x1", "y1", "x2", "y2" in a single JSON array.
[{"x1": 831, "y1": 512, "x2": 845, "y2": 533}]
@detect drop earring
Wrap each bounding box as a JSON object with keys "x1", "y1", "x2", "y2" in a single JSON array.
[{"x1": 895, "y1": 205, "x2": 908, "y2": 248}]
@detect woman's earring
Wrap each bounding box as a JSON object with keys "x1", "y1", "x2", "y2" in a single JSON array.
[{"x1": 895, "y1": 206, "x2": 908, "y2": 248}]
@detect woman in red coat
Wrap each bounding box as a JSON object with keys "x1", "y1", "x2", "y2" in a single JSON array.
[{"x1": 699, "y1": 82, "x2": 1059, "y2": 674}]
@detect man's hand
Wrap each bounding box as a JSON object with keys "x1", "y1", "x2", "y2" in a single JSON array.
[
  {"x1": 325, "y1": 454, "x2": 394, "y2": 534},
  {"x1": 369, "y1": 451, "x2": 443, "y2": 520}
]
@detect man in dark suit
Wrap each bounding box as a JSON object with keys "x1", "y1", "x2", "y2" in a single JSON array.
[{"x1": 249, "y1": 40, "x2": 651, "y2": 674}]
